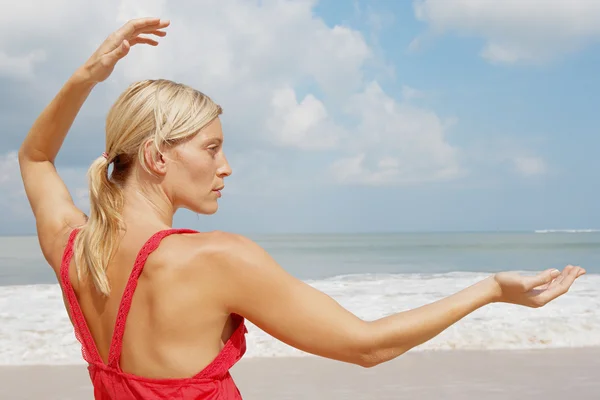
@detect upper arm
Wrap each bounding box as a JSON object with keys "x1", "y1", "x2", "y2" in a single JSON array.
[
  {"x1": 18, "y1": 151, "x2": 87, "y2": 268},
  {"x1": 209, "y1": 233, "x2": 372, "y2": 366}
]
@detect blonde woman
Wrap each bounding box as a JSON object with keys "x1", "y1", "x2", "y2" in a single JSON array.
[{"x1": 18, "y1": 18, "x2": 585, "y2": 400}]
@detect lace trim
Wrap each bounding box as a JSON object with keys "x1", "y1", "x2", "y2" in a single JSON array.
[{"x1": 59, "y1": 228, "x2": 103, "y2": 364}]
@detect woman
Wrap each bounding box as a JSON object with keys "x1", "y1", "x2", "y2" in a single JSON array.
[{"x1": 18, "y1": 18, "x2": 585, "y2": 399}]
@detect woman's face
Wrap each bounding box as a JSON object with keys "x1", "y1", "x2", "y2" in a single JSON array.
[{"x1": 163, "y1": 117, "x2": 232, "y2": 215}]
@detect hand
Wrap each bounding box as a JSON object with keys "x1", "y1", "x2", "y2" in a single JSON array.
[
  {"x1": 78, "y1": 17, "x2": 170, "y2": 84},
  {"x1": 491, "y1": 265, "x2": 586, "y2": 307}
]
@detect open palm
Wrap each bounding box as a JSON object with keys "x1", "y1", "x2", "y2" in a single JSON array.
[
  {"x1": 494, "y1": 265, "x2": 585, "y2": 308},
  {"x1": 81, "y1": 17, "x2": 170, "y2": 83}
]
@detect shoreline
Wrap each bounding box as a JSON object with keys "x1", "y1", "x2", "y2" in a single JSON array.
[{"x1": 1, "y1": 347, "x2": 598, "y2": 399}]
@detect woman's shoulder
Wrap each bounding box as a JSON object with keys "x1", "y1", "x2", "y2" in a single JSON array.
[
  {"x1": 167, "y1": 230, "x2": 269, "y2": 275},
  {"x1": 179, "y1": 230, "x2": 263, "y2": 259},
  {"x1": 146, "y1": 230, "x2": 269, "y2": 302}
]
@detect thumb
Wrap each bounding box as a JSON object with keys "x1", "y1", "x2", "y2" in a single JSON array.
[{"x1": 524, "y1": 268, "x2": 560, "y2": 291}]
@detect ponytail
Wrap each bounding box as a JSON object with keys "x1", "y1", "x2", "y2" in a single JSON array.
[{"x1": 72, "y1": 154, "x2": 124, "y2": 296}]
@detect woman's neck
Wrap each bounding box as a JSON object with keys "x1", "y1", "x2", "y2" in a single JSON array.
[{"x1": 120, "y1": 180, "x2": 175, "y2": 232}]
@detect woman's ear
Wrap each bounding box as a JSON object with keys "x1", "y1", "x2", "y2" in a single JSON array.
[{"x1": 143, "y1": 139, "x2": 167, "y2": 176}]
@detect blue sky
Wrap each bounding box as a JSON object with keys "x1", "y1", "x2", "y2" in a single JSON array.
[{"x1": 1, "y1": 0, "x2": 599, "y2": 235}]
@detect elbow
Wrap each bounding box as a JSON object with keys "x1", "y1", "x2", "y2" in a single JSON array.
[
  {"x1": 356, "y1": 351, "x2": 380, "y2": 368},
  {"x1": 355, "y1": 344, "x2": 390, "y2": 368},
  {"x1": 17, "y1": 147, "x2": 34, "y2": 164},
  {"x1": 356, "y1": 347, "x2": 409, "y2": 369},
  {"x1": 18, "y1": 146, "x2": 48, "y2": 165},
  {"x1": 351, "y1": 325, "x2": 384, "y2": 368},
  {"x1": 352, "y1": 323, "x2": 409, "y2": 368}
]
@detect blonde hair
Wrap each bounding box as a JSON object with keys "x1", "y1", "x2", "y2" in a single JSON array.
[{"x1": 73, "y1": 79, "x2": 222, "y2": 296}]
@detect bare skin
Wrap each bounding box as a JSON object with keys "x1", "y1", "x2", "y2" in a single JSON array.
[{"x1": 19, "y1": 18, "x2": 586, "y2": 379}]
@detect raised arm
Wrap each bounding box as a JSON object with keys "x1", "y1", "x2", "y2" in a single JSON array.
[
  {"x1": 18, "y1": 18, "x2": 169, "y2": 267},
  {"x1": 211, "y1": 233, "x2": 585, "y2": 367},
  {"x1": 18, "y1": 73, "x2": 95, "y2": 255}
]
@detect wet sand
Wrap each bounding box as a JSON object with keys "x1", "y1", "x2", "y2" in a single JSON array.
[{"x1": 1, "y1": 348, "x2": 598, "y2": 399}]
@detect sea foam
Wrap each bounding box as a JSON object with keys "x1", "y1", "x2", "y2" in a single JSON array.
[{"x1": 1, "y1": 272, "x2": 599, "y2": 365}]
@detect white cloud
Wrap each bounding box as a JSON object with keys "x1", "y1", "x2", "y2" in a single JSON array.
[
  {"x1": 463, "y1": 136, "x2": 549, "y2": 179},
  {"x1": 413, "y1": 0, "x2": 600, "y2": 64},
  {"x1": 0, "y1": 2, "x2": 109, "y2": 65},
  {"x1": 330, "y1": 82, "x2": 462, "y2": 186},
  {"x1": 330, "y1": 154, "x2": 403, "y2": 186},
  {"x1": 0, "y1": 50, "x2": 46, "y2": 80},
  {"x1": 114, "y1": 0, "x2": 371, "y2": 97},
  {"x1": 512, "y1": 156, "x2": 547, "y2": 177},
  {"x1": 266, "y1": 87, "x2": 342, "y2": 150}
]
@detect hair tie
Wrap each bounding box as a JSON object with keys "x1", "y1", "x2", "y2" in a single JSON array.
[{"x1": 102, "y1": 152, "x2": 109, "y2": 160}]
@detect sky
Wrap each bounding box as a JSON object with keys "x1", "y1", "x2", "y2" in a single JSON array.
[{"x1": 1, "y1": 0, "x2": 599, "y2": 235}]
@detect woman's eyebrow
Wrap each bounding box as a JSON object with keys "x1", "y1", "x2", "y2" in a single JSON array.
[{"x1": 203, "y1": 137, "x2": 223, "y2": 146}]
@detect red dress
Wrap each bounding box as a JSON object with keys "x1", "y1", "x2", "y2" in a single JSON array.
[{"x1": 59, "y1": 228, "x2": 247, "y2": 399}]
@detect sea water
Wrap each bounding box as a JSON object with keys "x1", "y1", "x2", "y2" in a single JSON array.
[{"x1": 0, "y1": 231, "x2": 598, "y2": 365}]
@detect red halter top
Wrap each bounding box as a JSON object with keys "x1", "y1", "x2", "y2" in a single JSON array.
[{"x1": 59, "y1": 228, "x2": 247, "y2": 399}]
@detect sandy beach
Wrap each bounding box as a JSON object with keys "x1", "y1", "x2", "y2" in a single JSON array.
[{"x1": 1, "y1": 347, "x2": 598, "y2": 399}]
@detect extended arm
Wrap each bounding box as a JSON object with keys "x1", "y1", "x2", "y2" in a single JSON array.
[{"x1": 212, "y1": 234, "x2": 584, "y2": 367}]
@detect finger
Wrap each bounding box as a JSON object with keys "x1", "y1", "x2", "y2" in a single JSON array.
[
  {"x1": 547, "y1": 265, "x2": 573, "y2": 288},
  {"x1": 551, "y1": 265, "x2": 577, "y2": 290},
  {"x1": 105, "y1": 25, "x2": 168, "y2": 53},
  {"x1": 129, "y1": 37, "x2": 159, "y2": 46},
  {"x1": 133, "y1": 25, "x2": 170, "y2": 37},
  {"x1": 130, "y1": 19, "x2": 170, "y2": 37},
  {"x1": 118, "y1": 18, "x2": 169, "y2": 39},
  {"x1": 557, "y1": 266, "x2": 582, "y2": 291},
  {"x1": 147, "y1": 30, "x2": 167, "y2": 37},
  {"x1": 532, "y1": 281, "x2": 551, "y2": 291},
  {"x1": 536, "y1": 266, "x2": 581, "y2": 304},
  {"x1": 523, "y1": 268, "x2": 560, "y2": 291},
  {"x1": 564, "y1": 264, "x2": 576, "y2": 273}
]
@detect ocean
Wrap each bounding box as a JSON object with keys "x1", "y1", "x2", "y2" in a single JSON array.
[{"x1": 1, "y1": 231, "x2": 599, "y2": 365}]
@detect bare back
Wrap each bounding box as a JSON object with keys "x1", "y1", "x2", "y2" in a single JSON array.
[{"x1": 59, "y1": 227, "x2": 238, "y2": 379}]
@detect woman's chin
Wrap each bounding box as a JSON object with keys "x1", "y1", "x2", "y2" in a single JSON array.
[{"x1": 189, "y1": 202, "x2": 219, "y2": 216}]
